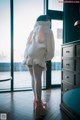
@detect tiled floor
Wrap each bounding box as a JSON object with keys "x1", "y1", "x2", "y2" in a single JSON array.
[{"x1": 0, "y1": 71, "x2": 61, "y2": 91}]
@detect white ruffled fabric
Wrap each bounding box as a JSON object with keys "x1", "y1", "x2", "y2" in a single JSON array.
[{"x1": 23, "y1": 21, "x2": 55, "y2": 70}]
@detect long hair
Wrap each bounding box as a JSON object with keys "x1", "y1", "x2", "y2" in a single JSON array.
[{"x1": 36, "y1": 15, "x2": 50, "y2": 21}]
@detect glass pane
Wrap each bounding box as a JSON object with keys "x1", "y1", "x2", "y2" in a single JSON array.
[
  {"x1": 0, "y1": 0, "x2": 11, "y2": 91},
  {"x1": 49, "y1": 0, "x2": 63, "y2": 11},
  {"x1": 14, "y1": 0, "x2": 45, "y2": 90},
  {"x1": 51, "y1": 20, "x2": 63, "y2": 85}
]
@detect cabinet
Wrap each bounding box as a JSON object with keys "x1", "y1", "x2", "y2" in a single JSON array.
[{"x1": 60, "y1": 41, "x2": 80, "y2": 120}]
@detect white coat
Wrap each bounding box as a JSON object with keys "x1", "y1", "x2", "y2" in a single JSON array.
[{"x1": 23, "y1": 21, "x2": 55, "y2": 70}]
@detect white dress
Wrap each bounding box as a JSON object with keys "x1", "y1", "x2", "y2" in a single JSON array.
[{"x1": 23, "y1": 21, "x2": 55, "y2": 70}]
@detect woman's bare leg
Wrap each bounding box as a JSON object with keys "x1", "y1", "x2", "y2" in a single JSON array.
[
  {"x1": 28, "y1": 65, "x2": 36, "y2": 96},
  {"x1": 33, "y1": 65, "x2": 43, "y2": 101}
]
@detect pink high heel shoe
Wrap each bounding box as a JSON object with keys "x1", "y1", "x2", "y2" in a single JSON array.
[
  {"x1": 35, "y1": 100, "x2": 46, "y2": 119},
  {"x1": 33, "y1": 98, "x2": 47, "y2": 119},
  {"x1": 33, "y1": 98, "x2": 47, "y2": 111}
]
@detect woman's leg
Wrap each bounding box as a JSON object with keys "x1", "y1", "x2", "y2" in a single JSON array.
[
  {"x1": 33, "y1": 65, "x2": 46, "y2": 118},
  {"x1": 33, "y1": 64, "x2": 43, "y2": 101},
  {"x1": 28, "y1": 65, "x2": 46, "y2": 113},
  {"x1": 28, "y1": 65, "x2": 36, "y2": 96}
]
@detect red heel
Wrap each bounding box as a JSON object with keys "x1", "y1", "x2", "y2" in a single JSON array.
[
  {"x1": 33, "y1": 98, "x2": 47, "y2": 110},
  {"x1": 34, "y1": 100, "x2": 46, "y2": 119}
]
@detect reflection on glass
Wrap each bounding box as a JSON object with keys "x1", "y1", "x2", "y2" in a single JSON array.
[
  {"x1": 0, "y1": 0, "x2": 11, "y2": 91},
  {"x1": 51, "y1": 20, "x2": 63, "y2": 85},
  {"x1": 14, "y1": 0, "x2": 45, "y2": 89},
  {"x1": 49, "y1": 0, "x2": 63, "y2": 11}
]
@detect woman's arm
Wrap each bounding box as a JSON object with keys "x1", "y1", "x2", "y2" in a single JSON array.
[
  {"x1": 26, "y1": 30, "x2": 33, "y2": 45},
  {"x1": 45, "y1": 30, "x2": 55, "y2": 61}
]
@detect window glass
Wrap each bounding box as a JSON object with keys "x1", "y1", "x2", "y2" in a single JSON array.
[
  {"x1": 0, "y1": 0, "x2": 11, "y2": 91},
  {"x1": 14, "y1": 0, "x2": 45, "y2": 89},
  {"x1": 49, "y1": 0, "x2": 63, "y2": 11},
  {"x1": 51, "y1": 20, "x2": 63, "y2": 85}
]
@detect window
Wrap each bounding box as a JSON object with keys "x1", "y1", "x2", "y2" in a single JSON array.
[
  {"x1": 0, "y1": 0, "x2": 11, "y2": 91},
  {"x1": 51, "y1": 20, "x2": 63, "y2": 85},
  {"x1": 0, "y1": 0, "x2": 45, "y2": 91},
  {"x1": 49, "y1": 0, "x2": 63, "y2": 11},
  {"x1": 13, "y1": 0, "x2": 45, "y2": 90}
]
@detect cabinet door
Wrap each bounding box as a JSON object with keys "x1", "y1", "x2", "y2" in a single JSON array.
[
  {"x1": 63, "y1": 59, "x2": 74, "y2": 71},
  {"x1": 63, "y1": 71, "x2": 74, "y2": 85},
  {"x1": 62, "y1": 46, "x2": 74, "y2": 57},
  {"x1": 62, "y1": 82, "x2": 73, "y2": 92}
]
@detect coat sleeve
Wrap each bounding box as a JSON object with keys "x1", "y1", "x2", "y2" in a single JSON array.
[
  {"x1": 24, "y1": 31, "x2": 33, "y2": 59},
  {"x1": 26, "y1": 30, "x2": 33, "y2": 45},
  {"x1": 22, "y1": 31, "x2": 33, "y2": 65},
  {"x1": 45, "y1": 30, "x2": 55, "y2": 61}
]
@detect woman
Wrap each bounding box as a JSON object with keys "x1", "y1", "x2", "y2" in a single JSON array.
[{"x1": 23, "y1": 15, "x2": 55, "y2": 119}]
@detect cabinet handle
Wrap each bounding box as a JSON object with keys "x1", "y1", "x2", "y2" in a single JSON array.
[
  {"x1": 65, "y1": 76, "x2": 69, "y2": 79},
  {"x1": 66, "y1": 51, "x2": 70, "y2": 53},
  {"x1": 66, "y1": 63, "x2": 70, "y2": 66}
]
